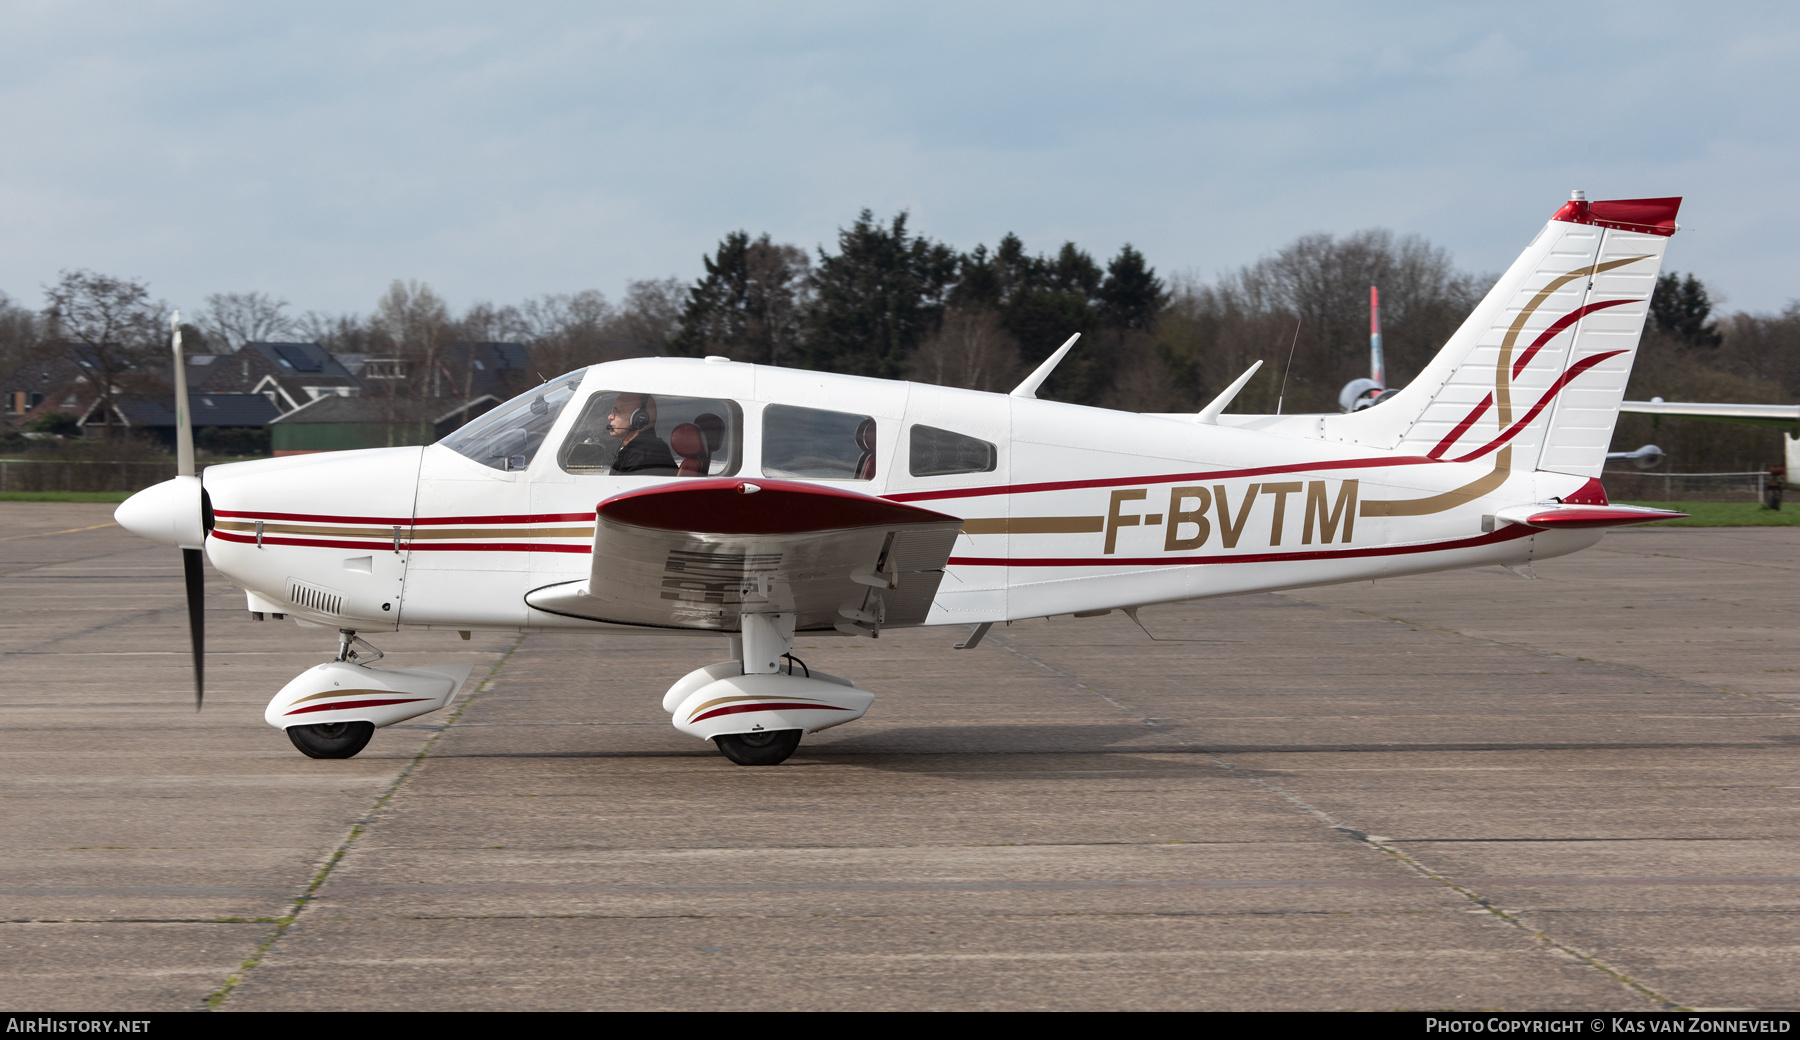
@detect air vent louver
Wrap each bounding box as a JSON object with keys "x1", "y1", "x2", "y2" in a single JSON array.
[{"x1": 287, "y1": 579, "x2": 343, "y2": 616}]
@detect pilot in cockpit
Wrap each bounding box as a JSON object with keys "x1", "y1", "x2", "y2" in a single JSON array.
[{"x1": 604, "y1": 393, "x2": 677, "y2": 475}]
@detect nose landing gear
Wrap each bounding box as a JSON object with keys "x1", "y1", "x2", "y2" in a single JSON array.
[{"x1": 287, "y1": 720, "x2": 376, "y2": 759}]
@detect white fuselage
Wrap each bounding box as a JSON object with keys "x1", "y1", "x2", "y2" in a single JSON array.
[{"x1": 201, "y1": 357, "x2": 1596, "y2": 636}]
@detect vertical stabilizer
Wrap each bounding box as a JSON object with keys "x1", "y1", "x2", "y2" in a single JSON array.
[{"x1": 1353, "y1": 193, "x2": 1678, "y2": 478}]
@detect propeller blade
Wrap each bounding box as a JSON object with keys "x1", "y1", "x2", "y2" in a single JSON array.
[
  {"x1": 171, "y1": 312, "x2": 194, "y2": 478},
  {"x1": 183, "y1": 547, "x2": 205, "y2": 710},
  {"x1": 173, "y1": 313, "x2": 204, "y2": 710}
]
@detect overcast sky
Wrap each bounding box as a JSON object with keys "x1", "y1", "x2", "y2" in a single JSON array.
[{"x1": 2, "y1": 1, "x2": 1796, "y2": 321}]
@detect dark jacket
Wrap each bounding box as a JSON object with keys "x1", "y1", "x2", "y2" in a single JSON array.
[{"x1": 612, "y1": 432, "x2": 677, "y2": 475}]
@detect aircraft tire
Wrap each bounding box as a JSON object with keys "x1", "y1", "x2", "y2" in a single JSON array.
[
  {"x1": 713, "y1": 729, "x2": 802, "y2": 766},
  {"x1": 286, "y1": 721, "x2": 376, "y2": 759}
]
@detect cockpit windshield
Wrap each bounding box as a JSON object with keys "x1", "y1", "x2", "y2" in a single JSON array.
[{"x1": 437, "y1": 369, "x2": 585, "y2": 471}]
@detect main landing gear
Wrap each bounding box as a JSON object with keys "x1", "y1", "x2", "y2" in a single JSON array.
[{"x1": 662, "y1": 614, "x2": 877, "y2": 767}]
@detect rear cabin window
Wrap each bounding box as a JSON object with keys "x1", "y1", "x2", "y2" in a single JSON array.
[
  {"x1": 761, "y1": 405, "x2": 876, "y2": 480},
  {"x1": 909, "y1": 424, "x2": 997, "y2": 477},
  {"x1": 438, "y1": 369, "x2": 584, "y2": 472},
  {"x1": 559, "y1": 392, "x2": 742, "y2": 477}
]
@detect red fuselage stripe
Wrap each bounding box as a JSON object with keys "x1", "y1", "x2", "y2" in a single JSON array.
[
  {"x1": 213, "y1": 510, "x2": 596, "y2": 526},
  {"x1": 210, "y1": 531, "x2": 592, "y2": 553},
  {"x1": 285, "y1": 697, "x2": 432, "y2": 716},
  {"x1": 947, "y1": 523, "x2": 1534, "y2": 568},
  {"x1": 689, "y1": 702, "x2": 853, "y2": 723},
  {"x1": 1448, "y1": 351, "x2": 1627, "y2": 464}
]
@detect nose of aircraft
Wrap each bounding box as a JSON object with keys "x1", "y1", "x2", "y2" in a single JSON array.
[{"x1": 115, "y1": 475, "x2": 208, "y2": 550}]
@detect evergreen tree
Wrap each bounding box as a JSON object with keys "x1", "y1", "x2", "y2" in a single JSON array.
[
  {"x1": 1650, "y1": 272, "x2": 1723, "y2": 348},
  {"x1": 805, "y1": 211, "x2": 957, "y2": 379},
  {"x1": 671, "y1": 232, "x2": 810, "y2": 365},
  {"x1": 1099, "y1": 244, "x2": 1167, "y2": 332}
]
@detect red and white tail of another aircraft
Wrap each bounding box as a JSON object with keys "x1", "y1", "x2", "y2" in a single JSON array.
[{"x1": 116, "y1": 191, "x2": 1687, "y2": 765}]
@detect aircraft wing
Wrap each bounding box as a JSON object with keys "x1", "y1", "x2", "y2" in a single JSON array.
[
  {"x1": 524, "y1": 479, "x2": 964, "y2": 634},
  {"x1": 1620, "y1": 400, "x2": 1800, "y2": 428}
]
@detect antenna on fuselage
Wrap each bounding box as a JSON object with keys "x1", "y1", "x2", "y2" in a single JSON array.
[
  {"x1": 1274, "y1": 320, "x2": 1301, "y2": 415},
  {"x1": 1009, "y1": 333, "x2": 1081, "y2": 399},
  {"x1": 1195, "y1": 360, "x2": 1263, "y2": 424}
]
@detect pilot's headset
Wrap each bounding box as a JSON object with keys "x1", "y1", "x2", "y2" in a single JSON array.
[{"x1": 629, "y1": 395, "x2": 654, "y2": 432}]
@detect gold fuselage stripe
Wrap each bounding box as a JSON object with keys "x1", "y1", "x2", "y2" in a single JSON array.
[{"x1": 961, "y1": 517, "x2": 1104, "y2": 535}]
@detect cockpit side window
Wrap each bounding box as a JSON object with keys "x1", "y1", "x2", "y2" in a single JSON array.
[
  {"x1": 762, "y1": 404, "x2": 876, "y2": 480},
  {"x1": 908, "y1": 424, "x2": 997, "y2": 476},
  {"x1": 437, "y1": 369, "x2": 585, "y2": 471},
  {"x1": 559, "y1": 392, "x2": 743, "y2": 477}
]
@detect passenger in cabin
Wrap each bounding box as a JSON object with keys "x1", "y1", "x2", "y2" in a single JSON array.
[{"x1": 605, "y1": 393, "x2": 677, "y2": 475}]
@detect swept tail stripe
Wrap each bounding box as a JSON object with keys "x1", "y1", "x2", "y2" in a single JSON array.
[
  {"x1": 285, "y1": 696, "x2": 432, "y2": 716},
  {"x1": 947, "y1": 523, "x2": 1533, "y2": 568},
  {"x1": 690, "y1": 702, "x2": 853, "y2": 723},
  {"x1": 1450, "y1": 350, "x2": 1628, "y2": 464},
  {"x1": 1427, "y1": 393, "x2": 1492, "y2": 459},
  {"x1": 1510, "y1": 298, "x2": 1636, "y2": 379}
]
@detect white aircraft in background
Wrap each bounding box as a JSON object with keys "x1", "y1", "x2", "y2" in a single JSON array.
[
  {"x1": 1337, "y1": 285, "x2": 1394, "y2": 413},
  {"x1": 115, "y1": 190, "x2": 1685, "y2": 767},
  {"x1": 1617, "y1": 399, "x2": 1800, "y2": 475}
]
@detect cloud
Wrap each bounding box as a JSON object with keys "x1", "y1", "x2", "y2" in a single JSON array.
[{"x1": 0, "y1": 1, "x2": 1796, "y2": 315}]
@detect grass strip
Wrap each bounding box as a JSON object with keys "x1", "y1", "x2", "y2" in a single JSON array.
[
  {"x1": 1618, "y1": 500, "x2": 1800, "y2": 526},
  {"x1": 0, "y1": 490, "x2": 135, "y2": 502}
]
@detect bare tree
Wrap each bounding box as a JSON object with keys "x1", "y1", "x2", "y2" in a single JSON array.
[
  {"x1": 42, "y1": 271, "x2": 166, "y2": 437},
  {"x1": 455, "y1": 301, "x2": 529, "y2": 345},
  {"x1": 516, "y1": 290, "x2": 618, "y2": 375},
  {"x1": 0, "y1": 290, "x2": 43, "y2": 386},
  {"x1": 369, "y1": 280, "x2": 450, "y2": 444},
  {"x1": 906, "y1": 306, "x2": 1021, "y2": 392},
  {"x1": 1155, "y1": 231, "x2": 1489, "y2": 414},
  {"x1": 197, "y1": 291, "x2": 294, "y2": 353},
  {"x1": 293, "y1": 310, "x2": 386, "y2": 357},
  {"x1": 613, "y1": 277, "x2": 686, "y2": 354}
]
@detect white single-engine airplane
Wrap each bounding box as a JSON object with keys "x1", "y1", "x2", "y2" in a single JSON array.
[{"x1": 116, "y1": 191, "x2": 1686, "y2": 766}]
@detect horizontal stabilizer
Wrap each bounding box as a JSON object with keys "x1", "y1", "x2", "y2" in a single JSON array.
[{"x1": 1495, "y1": 503, "x2": 1687, "y2": 529}]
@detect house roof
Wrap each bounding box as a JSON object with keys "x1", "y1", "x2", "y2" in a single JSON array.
[
  {"x1": 112, "y1": 393, "x2": 283, "y2": 428},
  {"x1": 270, "y1": 393, "x2": 501, "y2": 426},
  {"x1": 243, "y1": 342, "x2": 360, "y2": 383}
]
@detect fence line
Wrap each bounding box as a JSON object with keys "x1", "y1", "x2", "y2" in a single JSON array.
[
  {"x1": 0, "y1": 459, "x2": 236, "y2": 493},
  {"x1": 1601, "y1": 469, "x2": 1770, "y2": 503}
]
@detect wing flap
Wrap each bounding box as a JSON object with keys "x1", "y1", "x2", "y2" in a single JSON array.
[{"x1": 525, "y1": 479, "x2": 963, "y2": 631}]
